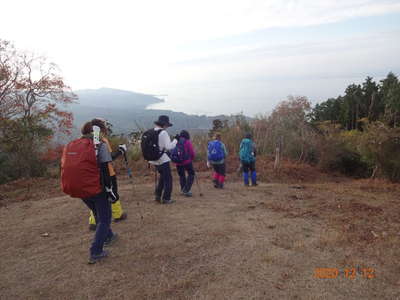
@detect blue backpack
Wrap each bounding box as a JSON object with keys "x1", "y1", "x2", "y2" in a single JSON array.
[
  {"x1": 208, "y1": 140, "x2": 225, "y2": 162},
  {"x1": 239, "y1": 138, "x2": 255, "y2": 163},
  {"x1": 170, "y1": 138, "x2": 190, "y2": 163}
]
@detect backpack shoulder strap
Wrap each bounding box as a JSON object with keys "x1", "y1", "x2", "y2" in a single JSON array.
[{"x1": 155, "y1": 129, "x2": 166, "y2": 154}]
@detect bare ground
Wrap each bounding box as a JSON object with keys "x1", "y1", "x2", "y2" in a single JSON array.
[{"x1": 1, "y1": 172, "x2": 400, "y2": 299}]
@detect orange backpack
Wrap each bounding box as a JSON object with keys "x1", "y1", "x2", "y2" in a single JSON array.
[{"x1": 61, "y1": 138, "x2": 102, "y2": 198}]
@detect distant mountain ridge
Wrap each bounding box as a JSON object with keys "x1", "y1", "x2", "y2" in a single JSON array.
[
  {"x1": 70, "y1": 88, "x2": 230, "y2": 134},
  {"x1": 74, "y1": 88, "x2": 164, "y2": 109}
]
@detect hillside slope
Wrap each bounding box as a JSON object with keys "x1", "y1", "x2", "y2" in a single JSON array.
[{"x1": 0, "y1": 174, "x2": 399, "y2": 299}]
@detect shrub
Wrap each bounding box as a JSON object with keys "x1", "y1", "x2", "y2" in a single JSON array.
[
  {"x1": 192, "y1": 134, "x2": 209, "y2": 162},
  {"x1": 357, "y1": 122, "x2": 400, "y2": 181},
  {"x1": 317, "y1": 124, "x2": 370, "y2": 177},
  {"x1": 127, "y1": 143, "x2": 142, "y2": 162}
]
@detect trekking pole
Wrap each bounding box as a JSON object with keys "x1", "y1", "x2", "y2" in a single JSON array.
[
  {"x1": 124, "y1": 151, "x2": 136, "y2": 199},
  {"x1": 154, "y1": 166, "x2": 157, "y2": 190},
  {"x1": 194, "y1": 173, "x2": 204, "y2": 197},
  {"x1": 123, "y1": 152, "x2": 133, "y2": 178},
  {"x1": 154, "y1": 165, "x2": 159, "y2": 197}
]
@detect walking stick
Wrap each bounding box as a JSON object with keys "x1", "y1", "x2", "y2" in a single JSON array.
[
  {"x1": 123, "y1": 152, "x2": 132, "y2": 178},
  {"x1": 194, "y1": 173, "x2": 204, "y2": 197},
  {"x1": 122, "y1": 151, "x2": 136, "y2": 200},
  {"x1": 153, "y1": 165, "x2": 163, "y2": 203},
  {"x1": 154, "y1": 165, "x2": 158, "y2": 190}
]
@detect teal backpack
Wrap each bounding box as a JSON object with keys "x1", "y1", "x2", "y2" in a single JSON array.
[{"x1": 239, "y1": 138, "x2": 255, "y2": 163}]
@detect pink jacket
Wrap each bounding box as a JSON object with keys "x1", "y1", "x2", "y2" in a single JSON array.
[{"x1": 176, "y1": 139, "x2": 195, "y2": 166}]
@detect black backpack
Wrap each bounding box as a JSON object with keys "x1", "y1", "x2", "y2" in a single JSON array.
[{"x1": 141, "y1": 129, "x2": 164, "y2": 161}]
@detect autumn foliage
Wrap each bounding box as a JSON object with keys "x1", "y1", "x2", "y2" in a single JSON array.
[
  {"x1": 208, "y1": 93, "x2": 400, "y2": 182},
  {"x1": 0, "y1": 39, "x2": 75, "y2": 183}
]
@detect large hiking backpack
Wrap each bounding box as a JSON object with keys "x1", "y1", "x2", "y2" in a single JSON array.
[
  {"x1": 61, "y1": 138, "x2": 102, "y2": 198},
  {"x1": 141, "y1": 129, "x2": 164, "y2": 161},
  {"x1": 170, "y1": 137, "x2": 190, "y2": 163},
  {"x1": 208, "y1": 140, "x2": 225, "y2": 162},
  {"x1": 239, "y1": 139, "x2": 255, "y2": 163}
]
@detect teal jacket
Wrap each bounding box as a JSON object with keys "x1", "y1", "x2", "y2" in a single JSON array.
[{"x1": 239, "y1": 138, "x2": 256, "y2": 163}]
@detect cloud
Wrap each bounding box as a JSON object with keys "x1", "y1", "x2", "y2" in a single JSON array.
[
  {"x1": 2, "y1": 0, "x2": 400, "y2": 45},
  {"x1": 149, "y1": 29, "x2": 400, "y2": 116},
  {"x1": 0, "y1": 0, "x2": 399, "y2": 115}
]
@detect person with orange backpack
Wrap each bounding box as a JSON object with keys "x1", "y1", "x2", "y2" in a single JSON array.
[
  {"x1": 88, "y1": 118, "x2": 127, "y2": 231},
  {"x1": 61, "y1": 121, "x2": 118, "y2": 264}
]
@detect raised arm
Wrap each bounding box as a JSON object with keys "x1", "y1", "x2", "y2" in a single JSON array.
[{"x1": 159, "y1": 131, "x2": 177, "y2": 151}]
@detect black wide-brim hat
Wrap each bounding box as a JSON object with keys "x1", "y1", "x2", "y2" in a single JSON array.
[{"x1": 154, "y1": 115, "x2": 173, "y2": 127}]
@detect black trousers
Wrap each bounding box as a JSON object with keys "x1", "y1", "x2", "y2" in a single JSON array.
[
  {"x1": 212, "y1": 163, "x2": 226, "y2": 176},
  {"x1": 242, "y1": 161, "x2": 256, "y2": 172},
  {"x1": 155, "y1": 162, "x2": 173, "y2": 201},
  {"x1": 176, "y1": 162, "x2": 195, "y2": 192}
]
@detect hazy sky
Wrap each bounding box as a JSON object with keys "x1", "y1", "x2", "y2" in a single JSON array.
[{"x1": 1, "y1": 0, "x2": 400, "y2": 116}]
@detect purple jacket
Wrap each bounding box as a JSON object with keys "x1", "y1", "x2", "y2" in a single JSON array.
[{"x1": 176, "y1": 139, "x2": 195, "y2": 166}]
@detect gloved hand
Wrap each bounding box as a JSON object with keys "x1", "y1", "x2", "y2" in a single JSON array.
[
  {"x1": 118, "y1": 144, "x2": 127, "y2": 154},
  {"x1": 105, "y1": 186, "x2": 119, "y2": 203},
  {"x1": 207, "y1": 161, "x2": 210, "y2": 168}
]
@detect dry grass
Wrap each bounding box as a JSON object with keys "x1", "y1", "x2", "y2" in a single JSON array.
[{"x1": 1, "y1": 164, "x2": 400, "y2": 299}]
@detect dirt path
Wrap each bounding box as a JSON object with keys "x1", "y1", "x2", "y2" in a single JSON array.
[{"x1": 0, "y1": 174, "x2": 399, "y2": 299}]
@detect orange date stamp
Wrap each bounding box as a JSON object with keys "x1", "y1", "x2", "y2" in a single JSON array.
[{"x1": 314, "y1": 268, "x2": 375, "y2": 279}]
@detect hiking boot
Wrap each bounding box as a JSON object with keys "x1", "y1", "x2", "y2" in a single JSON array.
[
  {"x1": 104, "y1": 233, "x2": 119, "y2": 247},
  {"x1": 162, "y1": 199, "x2": 175, "y2": 204},
  {"x1": 155, "y1": 195, "x2": 161, "y2": 202},
  {"x1": 244, "y1": 183, "x2": 250, "y2": 187},
  {"x1": 114, "y1": 212, "x2": 127, "y2": 222},
  {"x1": 89, "y1": 224, "x2": 97, "y2": 231},
  {"x1": 88, "y1": 250, "x2": 109, "y2": 265},
  {"x1": 183, "y1": 191, "x2": 193, "y2": 197},
  {"x1": 251, "y1": 183, "x2": 258, "y2": 187}
]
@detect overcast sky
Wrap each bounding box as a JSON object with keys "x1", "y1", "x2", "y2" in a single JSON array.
[{"x1": 1, "y1": 0, "x2": 400, "y2": 116}]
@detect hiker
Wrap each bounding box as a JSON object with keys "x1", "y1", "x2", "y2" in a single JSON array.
[
  {"x1": 171, "y1": 130, "x2": 196, "y2": 197},
  {"x1": 88, "y1": 118, "x2": 127, "y2": 231},
  {"x1": 143, "y1": 115, "x2": 177, "y2": 204},
  {"x1": 61, "y1": 121, "x2": 118, "y2": 264},
  {"x1": 239, "y1": 133, "x2": 257, "y2": 186},
  {"x1": 207, "y1": 133, "x2": 228, "y2": 189}
]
